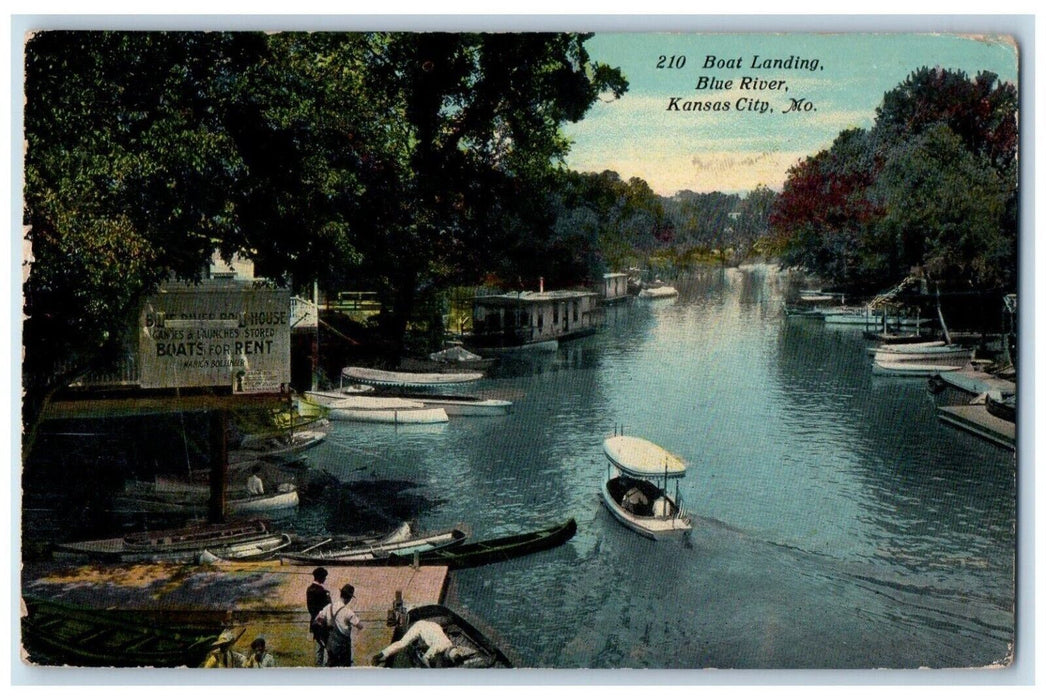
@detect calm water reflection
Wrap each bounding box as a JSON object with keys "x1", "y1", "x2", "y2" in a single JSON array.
[{"x1": 24, "y1": 264, "x2": 1015, "y2": 669}]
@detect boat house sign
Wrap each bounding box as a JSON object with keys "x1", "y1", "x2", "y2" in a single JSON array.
[{"x1": 139, "y1": 282, "x2": 291, "y2": 393}]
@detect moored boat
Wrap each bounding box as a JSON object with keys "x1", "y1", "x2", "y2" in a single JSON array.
[
  {"x1": 342, "y1": 366, "x2": 484, "y2": 387},
  {"x1": 55, "y1": 519, "x2": 276, "y2": 561},
  {"x1": 114, "y1": 481, "x2": 300, "y2": 515},
  {"x1": 376, "y1": 604, "x2": 514, "y2": 668},
  {"x1": 301, "y1": 392, "x2": 449, "y2": 424},
  {"x1": 872, "y1": 343, "x2": 973, "y2": 366},
  {"x1": 601, "y1": 435, "x2": 692, "y2": 539},
  {"x1": 872, "y1": 360, "x2": 969, "y2": 376},
  {"x1": 21, "y1": 596, "x2": 228, "y2": 667},
  {"x1": 368, "y1": 391, "x2": 512, "y2": 417},
  {"x1": 232, "y1": 429, "x2": 325, "y2": 462},
  {"x1": 638, "y1": 285, "x2": 678, "y2": 299},
  {"x1": 387, "y1": 518, "x2": 577, "y2": 569},
  {"x1": 280, "y1": 526, "x2": 467, "y2": 566},
  {"x1": 985, "y1": 390, "x2": 1016, "y2": 423}
]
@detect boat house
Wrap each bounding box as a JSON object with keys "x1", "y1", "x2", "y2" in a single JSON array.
[
  {"x1": 469, "y1": 289, "x2": 602, "y2": 350},
  {"x1": 602, "y1": 273, "x2": 630, "y2": 303}
]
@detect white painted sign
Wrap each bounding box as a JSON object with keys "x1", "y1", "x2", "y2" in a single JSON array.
[{"x1": 139, "y1": 282, "x2": 291, "y2": 391}]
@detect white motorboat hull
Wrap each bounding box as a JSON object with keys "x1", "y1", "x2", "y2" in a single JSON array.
[
  {"x1": 374, "y1": 393, "x2": 512, "y2": 416},
  {"x1": 342, "y1": 366, "x2": 484, "y2": 387},
  {"x1": 423, "y1": 399, "x2": 510, "y2": 417},
  {"x1": 600, "y1": 482, "x2": 691, "y2": 540},
  {"x1": 326, "y1": 406, "x2": 449, "y2": 424}
]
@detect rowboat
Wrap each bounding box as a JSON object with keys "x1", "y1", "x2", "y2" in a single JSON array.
[
  {"x1": 601, "y1": 435, "x2": 692, "y2": 539},
  {"x1": 872, "y1": 342, "x2": 973, "y2": 365},
  {"x1": 21, "y1": 596, "x2": 227, "y2": 667},
  {"x1": 302, "y1": 392, "x2": 450, "y2": 424},
  {"x1": 55, "y1": 519, "x2": 276, "y2": 561},
  {"x1": 114, "y1": 481, "x2": 300, "y2": 515},
  {"x1": 231, "y1": 429, "x2": 326, "y2": 463},
  {"x1": 387, "y1": 518, "x2": 577, "y2": 569},
  {"x1": 368, "y1": 392, "x2": 512, "y2": 417},
  {"x1": 377, "y1": 604, "x2": 514, "y2": 668},
  {"x1": 985, "y1": 390, "x2": 1016, "y2": 423},
  {"x1": 872, "y1": 360, "x2": 969, "y2": 376},
  {"x1": 280, "y1": 527, "x2": 467, "y2": 566},
  {"x1": 342, "y1": 366, "x2": 484, "y2": 387}
]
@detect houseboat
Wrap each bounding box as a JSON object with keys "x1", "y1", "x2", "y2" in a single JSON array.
[
  {"x1": 602, "y1": 273, "x2": 630, "y2": 304},
  {"x1": 467, "y1": 287, "x2": 602, "y2": 352}
]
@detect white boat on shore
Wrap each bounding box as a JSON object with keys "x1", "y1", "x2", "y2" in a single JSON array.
[
  {"x1": 302, "y1": 391, "x2": 449, "y2": 424},
  {"x1": 601, "y1": 435, "x2": 692, "y2": 540},
  {"x1": 341, "y1": 366, "x2": 484, "y2": 387}
]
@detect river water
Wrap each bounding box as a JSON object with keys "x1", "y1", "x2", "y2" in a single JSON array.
[
  {"x1": 23, "y1": 264, "x2": 1015, "y2": 670},
  {"x1": 303, "y1": 264, "x2": 1015, "y2": 669}
]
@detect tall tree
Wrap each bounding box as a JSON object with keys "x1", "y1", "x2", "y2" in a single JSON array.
[
  {"x1": 345, "y1": 33, "x2": 627, "y2": 355},
  {"x1": 23, "y1": 32, "x2": 253, "y2": 456},
  {"x1": 769, "y1": 67, "x2": 1016, "y2": 293}
]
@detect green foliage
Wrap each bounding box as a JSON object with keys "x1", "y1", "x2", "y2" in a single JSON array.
[
  {"x1": 22, "y1": 31, "x2": 626, "y2": 446},
  {"x1": 770, "y1": 67, "x2": 1017, "y2": 293}
]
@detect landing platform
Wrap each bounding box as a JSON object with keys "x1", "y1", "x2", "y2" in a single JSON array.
[
  {"x1": 936, "y1": 367, "x2": 1016, "y2": 396},
  {"x1": 937, "y1": 404, "x2": 1016, "y2": 450},
  {"x1": 21, "y1": 559, "x2": 448, "y2": 668}
]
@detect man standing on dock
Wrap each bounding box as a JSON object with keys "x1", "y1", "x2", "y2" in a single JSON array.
[
  {"x1": 314, "y1": 583, "x2": 364, "y2": 667},
  {"x1": 307, "y1": 567, "x2": 332, "y2": 666}
]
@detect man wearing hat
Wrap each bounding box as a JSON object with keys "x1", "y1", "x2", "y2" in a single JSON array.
[
  {"x1": 313, "y1": 583, "x2": 364, "y2": 667},
  {"x1": 306, "y1": 567, "x2": 332, "y2": 666},
  {"x1": 244, "y1": 637, "x2": 276, "y2": 668},
  {"x1": 200, "y1": 628, "x2": 246, "y2": 668}
]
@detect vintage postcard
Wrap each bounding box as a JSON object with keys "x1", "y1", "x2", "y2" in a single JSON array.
[{"x1": 17, "y1": 21, "x2": 1023, "y2": 678}]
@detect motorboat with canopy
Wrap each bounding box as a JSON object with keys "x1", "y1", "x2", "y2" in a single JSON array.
[{"x1": 601, "y1": 434, "x2": 692, "y2": 539}]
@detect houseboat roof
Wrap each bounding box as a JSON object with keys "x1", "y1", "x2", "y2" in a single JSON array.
[{"x1": 474, "y1": 290, "x2": 599, "y2": 306}]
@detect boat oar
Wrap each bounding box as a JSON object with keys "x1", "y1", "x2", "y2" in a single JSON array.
[{"x1": 297, "y1": 537, "x2": 333, "y2": 554}]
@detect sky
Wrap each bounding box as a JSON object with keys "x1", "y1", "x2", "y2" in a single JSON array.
[{"x1": 562, "y1": 32, "x2": 1019, "y2": 196}]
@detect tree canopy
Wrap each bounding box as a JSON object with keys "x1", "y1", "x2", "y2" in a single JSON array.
[
  {"x1": 22, "y1": 30, "x2": 627, "y2": 451},
  {"x1": 768, "y1": 67, "x2": 1017, "y2": 294}
]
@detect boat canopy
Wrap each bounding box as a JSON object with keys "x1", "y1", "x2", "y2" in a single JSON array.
[{"x1": 603, "y1": 436, "x2": 686, "y2": 479}]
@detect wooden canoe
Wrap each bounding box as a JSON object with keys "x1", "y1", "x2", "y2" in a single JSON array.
[{"x1": 387, "y1": 518, "x2": 576, "y2": 569}]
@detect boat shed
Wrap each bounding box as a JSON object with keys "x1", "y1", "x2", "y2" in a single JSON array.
[
  {"x1": 470, "y1": 289, "x2": 602, "y2": 349},
  {"x1": 602, "y1": 273, "x2": 630, "y2": 303}
]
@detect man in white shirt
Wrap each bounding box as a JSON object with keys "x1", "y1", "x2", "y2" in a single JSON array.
[
  {"x1": 314, "y1": 583, "x2": 364, "y2": 666},
  {"x1": 246, "y1": 465, "x2": 264, "y2": 496},
  {"x1": 373, "y1": 619, "x2": 467, "y2": 668}
]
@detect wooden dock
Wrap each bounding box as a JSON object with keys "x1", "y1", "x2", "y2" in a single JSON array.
[
  {"x1": 21, "y1": 559, "x2": 448, "y2": 668},
  {"x1": 937, "y1": 404, "x2": 1016, "y2": 450},
  {"x1": 936, "y1": 367, "x2": 1016, "y2": 395}
]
